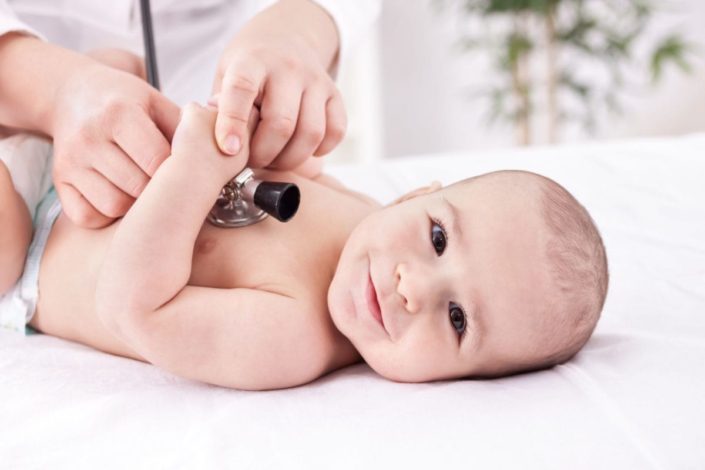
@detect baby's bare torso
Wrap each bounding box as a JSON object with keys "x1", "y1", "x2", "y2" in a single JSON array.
[{"x1": 32, "y1": 170, "x2": 377, "y2": 365}]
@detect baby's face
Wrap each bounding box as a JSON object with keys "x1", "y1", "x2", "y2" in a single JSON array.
[{"x1": 328, "y1": 174, "x2": 553, "y2": 382}]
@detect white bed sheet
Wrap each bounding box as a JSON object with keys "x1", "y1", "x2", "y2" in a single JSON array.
[{"x1": 2, "y1": 135, "x2": 704, "y2": 469}]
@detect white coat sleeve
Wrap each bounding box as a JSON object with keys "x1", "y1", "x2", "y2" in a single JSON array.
[
  {"x1": 0, "y1": 1, "x2": 44, "y2": 40},
  {"x1": 310, "y1": 0, "x2": 380, "y2": 69}
]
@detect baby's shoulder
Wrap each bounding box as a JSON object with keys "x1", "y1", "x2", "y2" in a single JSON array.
[{"x1": 313, "y1": 173, "x2": 381, "y2": 209}]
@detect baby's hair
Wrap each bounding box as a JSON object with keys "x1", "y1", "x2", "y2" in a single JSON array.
[
  {"x1": 532, "y1": 173, "x2": 609, "y2": 369},
  {"x1": 453, "y1": 170, "x2": 608, "y2": 377}
]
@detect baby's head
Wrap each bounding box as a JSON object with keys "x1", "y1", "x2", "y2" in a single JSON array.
[{"x1": 328, "y1": 170, "x2": 608, "y2": 382}]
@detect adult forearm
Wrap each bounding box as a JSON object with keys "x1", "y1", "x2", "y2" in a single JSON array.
[
  {"x1": 242, "y1": 0, "x2": 340, "y2": 73},
  {"x1": 0, "y1": 33, "x2": 92, "y2": 134}
]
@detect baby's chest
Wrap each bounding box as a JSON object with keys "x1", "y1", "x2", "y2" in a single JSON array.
[
  {"x1": 187, "y1": 223, "x2": 350, "y2": 362},
  {"x1": 188, "y1": 219, "x2": 339, "y2": 299}
]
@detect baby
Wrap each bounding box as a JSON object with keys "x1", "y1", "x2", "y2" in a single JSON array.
[{"x1": 0, "y1": 106, "x2": 608, "y2": 391}]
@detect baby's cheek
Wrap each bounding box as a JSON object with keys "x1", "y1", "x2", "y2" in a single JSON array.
[
  {"x1": 366, "y1": 346, "x2": 422, "y2": 382},
  {"x1": 369, "y1": 211, "x2": 400, "y2": 244}
]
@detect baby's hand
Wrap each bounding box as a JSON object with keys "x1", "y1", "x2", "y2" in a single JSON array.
[{"x1": 171, "y1": 103, "x2": 257, "y2": 185}]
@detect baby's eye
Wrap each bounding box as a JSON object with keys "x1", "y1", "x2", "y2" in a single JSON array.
[
  {"x1": 431, "y1": 220, "x2": 447, "y2": 256},
  {"x1": 449, "y1": 302, "x2": 466, "y2": 336}
]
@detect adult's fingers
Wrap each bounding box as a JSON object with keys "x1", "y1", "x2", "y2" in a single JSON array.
[
  {"x1": 215, "y1": 58, "x2": 266, "y2": 155},
  {"x1": 210, "y1": 94, "x2": 261, "y2": 134},
  {"x1": 247, "y1": 105, "x2": 260, "y2": 135},
  {"x1": 72, "y1": 168, "x2": 135, "y2": 219},
  {"x1": 314, "y1": 90, "x2": 347, "y2": 157},
  {"x1": 55, "y1": 182, "x2": 114, "y2": 229},
  {"x1": 111, "y1": 106, "x2": 171, "y2": 177},
  {"x1": 270, "y1": 86, "x2": 327, "y2": 170},
  {"x1": 91, "y1": 142, "x2": 150, "y2": 198},
  {"x1": 149, "y1": 91, "x2": 181, "y2": 143},
  {"x1": 249, "y1": 75, "x2": 303, "y2": 168}
]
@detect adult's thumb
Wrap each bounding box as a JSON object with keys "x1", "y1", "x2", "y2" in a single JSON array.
[{"x1": 214, "y1": 109, "x2": 245, "y2": 156}]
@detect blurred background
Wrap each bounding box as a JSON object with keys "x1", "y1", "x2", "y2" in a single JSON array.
[{"x1": 329, "y1": 0, "x2": 705, "y2": 163}]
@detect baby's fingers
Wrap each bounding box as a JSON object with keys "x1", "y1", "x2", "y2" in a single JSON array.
[{"x1": 215, "y1": 58, "x2": 265, "y2": 156}]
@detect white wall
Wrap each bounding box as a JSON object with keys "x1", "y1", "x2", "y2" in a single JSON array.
[{"x1": 375, "y1": 0, "x2": 705, "y2": 158}]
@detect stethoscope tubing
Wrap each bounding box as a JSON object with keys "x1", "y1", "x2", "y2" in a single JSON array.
[{"x1": 139, "y1": 0, "x2": 160, "y2": 90}]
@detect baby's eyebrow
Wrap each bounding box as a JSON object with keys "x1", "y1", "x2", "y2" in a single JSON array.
[
  {"x1": 467, "y1": 304, "x2": 484, "y2": 351},
  {"x1": 441, "y1": 196, "x2": 464, "y2": 242}
]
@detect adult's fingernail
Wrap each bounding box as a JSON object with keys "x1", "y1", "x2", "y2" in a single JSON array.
[{"x1": 223, "y1": 134, "x2": 241, "y2": 154}]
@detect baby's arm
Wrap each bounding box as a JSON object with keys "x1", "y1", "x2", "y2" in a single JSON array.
[
  {"x1": 0, "y1": 161, "x2": 31, "y2": 293},
  {"x1": 95, "y1": 104, "x2": 330, "y2": 390}
]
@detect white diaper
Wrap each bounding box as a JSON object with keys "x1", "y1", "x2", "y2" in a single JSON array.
[
  {"x1": 0, "y1": 134, "x2": 57, "y2": 334},
  {"x1": 0, "y1": 134, "x2": 54, "y2": 218}
]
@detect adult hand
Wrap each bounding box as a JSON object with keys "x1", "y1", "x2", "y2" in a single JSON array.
[
  {"x1": 211, "y1": 0, "x2": 346, "y2": 171},
  {"x1": 51, "y1": 61, "x2": 180, "y2": 228}
]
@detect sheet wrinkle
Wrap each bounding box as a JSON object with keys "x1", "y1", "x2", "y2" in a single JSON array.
[
  {"x1": 606, "y1": 228, "x2": 705, "y2": 265},
  {"x1": 661, "y1": 278, "x2": 705, "y2": 303},
  {"x1": 556, "y1": 362, "x2": 667, "y2": 470},
  {"x1": 606, "y1": 329, "x2": 705, "y2": 349}
]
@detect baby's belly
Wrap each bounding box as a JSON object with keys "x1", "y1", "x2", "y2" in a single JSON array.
[
  {"x1": 39, "y1": 213, "x2": 115, "y2": 314},
  {"x1": 34, "y1": 214, "x2": 134, "y2": 356}
]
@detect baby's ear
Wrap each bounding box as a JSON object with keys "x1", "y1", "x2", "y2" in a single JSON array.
[{"x1": 390, "y1": 181, "x2": 442, "y2": 205}]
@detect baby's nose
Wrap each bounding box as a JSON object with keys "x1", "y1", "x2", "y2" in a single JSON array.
[{"x1": 395, "y1": 263, "x2": 423, "y2": 314}]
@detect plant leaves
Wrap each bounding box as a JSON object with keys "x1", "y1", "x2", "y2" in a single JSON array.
[{"x1": 650, "y1": 35, "x2": 692, "y2": 82}]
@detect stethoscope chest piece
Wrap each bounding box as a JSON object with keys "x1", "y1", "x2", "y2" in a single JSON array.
[
  {"x1": 138, "y1": 0, "x2": 301, "y2": 229},
  {"x1": 207, "y1": 168, "x2": 269, "y2": 228},
  {"x1": 206, "y1": 168, "x2": 301, "y2": 228}
]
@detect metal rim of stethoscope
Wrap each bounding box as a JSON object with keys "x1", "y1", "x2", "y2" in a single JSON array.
[{"x1": 137, "y1": 0, "x2": 300, "y2": 227}]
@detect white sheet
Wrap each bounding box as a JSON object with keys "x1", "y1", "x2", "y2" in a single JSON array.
[{"x1": 2, "y1": 134, "x2": 704, "y2": 469}]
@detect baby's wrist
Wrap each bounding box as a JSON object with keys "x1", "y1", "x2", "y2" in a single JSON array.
[{"x1": 169, "y1": 150, "x2": 247, "y2": 190}]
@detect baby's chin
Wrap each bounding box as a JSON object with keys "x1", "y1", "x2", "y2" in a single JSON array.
[
  {"x1": 358, "y1": 348, "x2": 464, "y2": 383},
  {"x1": 371, "y1": 362, "x2": 466, "y2": 384}
]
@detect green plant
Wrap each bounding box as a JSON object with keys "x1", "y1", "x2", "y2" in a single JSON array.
[{"x1": 435, "y1": 0, "x2": 695, "y2": 145}]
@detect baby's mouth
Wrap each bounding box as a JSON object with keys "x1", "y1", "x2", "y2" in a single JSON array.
[{"x1": 367, "y1": 270, "x2": 387, "y2": 334}]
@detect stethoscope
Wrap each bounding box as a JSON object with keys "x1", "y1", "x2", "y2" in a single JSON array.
[{"x1": 138, "y1": 0, "x2": 300, "y2": 227}]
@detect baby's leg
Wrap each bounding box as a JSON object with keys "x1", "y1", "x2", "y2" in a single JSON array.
[{"x1": 0, "y1": 160, "x2": 32, "y2": 293}]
